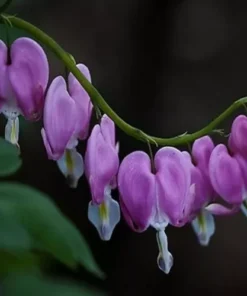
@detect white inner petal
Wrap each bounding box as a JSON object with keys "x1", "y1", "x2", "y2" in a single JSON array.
[
  {"x1": 88, "y1": 187, "x2": 120, "y2": 241},
  {"x1": 56, "y1": 148, "x2": 84, "y2": 188},
  {"x1": 2, "y1": 103, "x2": 21, "y2": 120},
  {"x1": 5, "y1": 117, "x2": 19, "y2": 146},
  {"x1": 66, "y1": 135, "x2": 78, "y2": 150},
  {"x1": 191, "y1": 209, "x2": 215, "y2": 246},
  {"x1": 150, "y1": 182, "x2": 169, "y2": 231},
  {"x1": 156, "y1": 230, "x2": 173, "y2": 274}
]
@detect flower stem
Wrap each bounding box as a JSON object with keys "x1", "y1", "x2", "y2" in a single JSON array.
[{"x1": 1, "y1": 14, "x2": 247, "y2": 147}]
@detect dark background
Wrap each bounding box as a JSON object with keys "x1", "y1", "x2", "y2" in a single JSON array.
[{"x1": 2, "y1": 0, "x2": 247, "y2": 295}]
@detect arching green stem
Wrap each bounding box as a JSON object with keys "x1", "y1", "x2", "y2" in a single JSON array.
[{"x1": 1, "y1": 14, "x2": 246, "y2": 147}]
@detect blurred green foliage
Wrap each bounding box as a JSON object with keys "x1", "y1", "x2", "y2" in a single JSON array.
[
  {"x1": 3, "y1": 273, "x2": 103, "y2": 296},
  {"x1": 0, "y1": 138, "x2": 21, "y2": 176},
  {"x1": 0, "y1": 137, "x2": 105, "y2": 295}
]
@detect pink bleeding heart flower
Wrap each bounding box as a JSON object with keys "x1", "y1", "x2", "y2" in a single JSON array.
[
  {"x1": 85, "y1": 115, "x2": 120, "y2": 241},
  {"x1": 41, "y1": 64, "x2": 92, "y2": 188},
  {"x1": 209, "y1": 144, "x2": 245, "y2": 211},
  {"x1": 118, "y1": 147, "x2": 195, "y2": 274},
  {"x1": 228, "y1": 115, "x2": 247, "y2": 158},
  {"x1": 183, "y1": 136, "x2": 217, "y2": 246},
  {"x1": 228, "y1": 115, "x2": 247, "y2": 215},
  {"x1": 0, "y1": 38, "x2": 49, "y2": 146}
]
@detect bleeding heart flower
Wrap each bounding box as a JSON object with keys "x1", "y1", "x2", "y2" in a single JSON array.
[
  {"x1": 118, "y1": 147, "x2": 195, "y2": 274},
  {"x1": 0, "y1": 37, "x2": 49, "y2": 146},
  {"x1": 41, "y1": 64, "x2": 92, "y2": 188},
  {"x1": 85, "y1": 115, "x2": 120, "y2": 241}
]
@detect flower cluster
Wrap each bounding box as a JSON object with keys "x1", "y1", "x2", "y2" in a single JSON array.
[{"x1": 1, "y1": 37, "x2": 247, "y2": 274}]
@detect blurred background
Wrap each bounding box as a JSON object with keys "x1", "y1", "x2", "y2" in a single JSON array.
[{"x1": 1, "y1": 0, "x2": 247, "y2": 295}]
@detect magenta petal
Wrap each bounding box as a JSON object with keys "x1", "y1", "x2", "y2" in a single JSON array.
[
  {"x1": 192, "y1": 137, "x2": 216, "y2": 201},
  {"x1": 155, "y1": 147, "x2": 191, "y2": 226},
  {"x1": 42, "y1": 76, "x2": 77, "y2": 160},
  {"x1": 205, "y1": 203, "x2": 240, "y2": 215},
  {"x1": 85, "y1": 124, "x2": 119, "y2": 204},
  {"x1": 68, "y1": 64, "x2": 92, "y2": 140},
  {"x1": 118, "y1": 151, "x2": 155, "y2": 232},
  {"x1": 183, "y1": 151, "x2": 212, "y2": 213},
  {"x1": 41, "y1": 128, "x2": 54, "y2": 159},
  {"x1": 228, "y1": 115, "x2": 247, "y2": 157},
  {"x1": 8, "y1": 38, "x2": 49, "y2": 121},
  {"x1": 100, "y1": 115, "x2": 116, "y2": 147},
  {"x1": 234, "y1": 153, "x2": 247, "y2": 189},
  {"x1": 192, "y1": 136, "x2": 215, "y2": 177},
  {"x1": 0, "y1": 40, "x2": 8, "y2": 105},
  {"x1": 209, "y1": 144, "x2": 244, "y2": 205}
]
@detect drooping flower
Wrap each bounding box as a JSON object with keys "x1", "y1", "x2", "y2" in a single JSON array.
[
  {"x1": 183, "y1": 136, "x2": 216, "y2": 246},
  {"x1": 227, "y1": 115, "x2": 247, "y2": 215},
  {"x1": 0, "y1": 37, "x2": 49, "y2": 146},
  {"x1": 41, "y1": 64, "x2": 92, "y2": 188},
  {"x1": 118, "y1": 147, "x2": 195, "y2": 274},
  {"x1": 85, "y1": 114, "x2": 120, "y2": 241},
  {"x1": 209, "y1": 144, "x2": 245, "y2": 210},
  {"x1": 228, "y1": 115, "x2": 247, "y2": 158}
]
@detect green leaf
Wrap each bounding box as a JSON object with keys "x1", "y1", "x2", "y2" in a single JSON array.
[
  {"x1": 2, "y1": 273, "x2": 104, "y2": 296},
  {"x1": 0, "y1": 210, "x2": 39, "y2": 274},
  {"x1": 0, "y1": 137, "x2": 22, "y2": 177},
  {"x1": 0, "y1": 210, "x2": 31, "y2": 251},
  {"x1": 0, "y1": 182, "x2": 104, "y2": 278},
  {"x1": 0, "y1": 251, "x2": 41, "y2": 275}
]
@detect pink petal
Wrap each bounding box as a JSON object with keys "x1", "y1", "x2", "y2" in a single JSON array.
[
  {"x1": 205, "y1": 203, "x2": 240, "y2": 215},
  {"x1": 228, "y1": 115, "x2": 247, "y2": 157},
  {"x1": 0, "y1": 40, "x2": 8, "y2": 106},
  {"x1": 41, "y1": 128, "x2": 54, "y2": 159},
  {"x1": 234, "y1": 153, "x2": 247, "y2": 189},
  {"x1": 155, "y1": 147, "x2": 191, "y2": 226},
  {"x1": 85, "y1": 124, "x2": 119, "y2": 204},
  {"x1": 118, "y1": 151, "x2": 155, "y2": 232},
  {"x1": 100, "y1": 115, "x2": 116, "y2": 147},
  {"x1": 182, "y1": 151, "x2": 208, "y2": 214},
  {"x1": 9, "y1": 37, "x2": 49, "y2": 121},
  {"x1": 209, "y1": 144, "x2": 244, "y2": 205},
  {"x1": 42, "y1": 76, "x2": 77, "y2": 160},
  {"x1": 192, "y1": 136, "x2": 217, "y2": 202},
  {"x1": 68, "y1": 64, "x2": 92, "y2": 140},
  {"x1": 192, "y1": 136, "x2": 215, "y2": 177}
]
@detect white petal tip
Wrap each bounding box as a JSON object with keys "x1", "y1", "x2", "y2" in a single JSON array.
[
  {"x1": 88, "y1": 197, "x2": 120, "y2": 241},
  {"x1": 66, "y1": 175, "x2": 79, "y2": 189},
  {"x1": 98, "y1": 225, "x2": 112, "y2": 241},
  {"x1": 191, "y1": 211, "x2": 215, "y2": 247},
  {"x1": 57, "y1": 149, "x2": 84, "y2": 188},
  {"x1": 157, "y1": 252, "x2": 174, "y2": 274},
  {"x1": 156, "y1": 230, "x2": 173, "y2": 274},
  {"x1": 197, "y1": 233, "x2": 210, "y2": 247}
]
